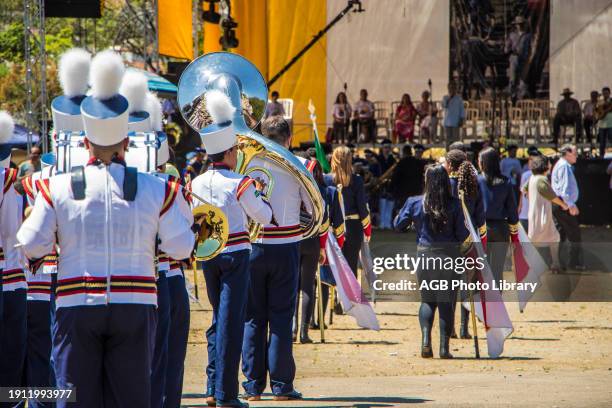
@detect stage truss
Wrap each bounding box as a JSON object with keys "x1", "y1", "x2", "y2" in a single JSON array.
[{"x1": 23, "y1": 0, "x2": 48, "y2": 153}]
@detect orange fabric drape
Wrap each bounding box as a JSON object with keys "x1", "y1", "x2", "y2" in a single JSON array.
[{"x1": 158, "y1": 0, "x2": 193, "y2": 59}]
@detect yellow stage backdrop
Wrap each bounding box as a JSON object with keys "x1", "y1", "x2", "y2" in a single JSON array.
[
  {"x1": 201, "y1": 0, "x2": 326, "y2": 146},
  {"x1": 158, "y1": 0, "x2": 193, "y2": 60}
]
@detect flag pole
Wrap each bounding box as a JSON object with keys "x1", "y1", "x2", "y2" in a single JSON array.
[
  {"x1": 468, "y1": 288, "x2": 480, "y2": 358},
  {"x1": 192, "y1": 259, "x2": 199, "y2": 300},
  {"x1": 317, "y1": 264, "x2": 326, "y2": 343},
  {"x1": 329, "y1": 286, "x2": 334, "y2": 326}
]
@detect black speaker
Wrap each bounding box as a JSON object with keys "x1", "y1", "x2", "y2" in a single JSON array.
[
  {"x1": 44, "y1": 0, "x2": 102, "y2": 18},
  {"x1": 575, "y1": 159, "x2": 612, "y2": 225}
]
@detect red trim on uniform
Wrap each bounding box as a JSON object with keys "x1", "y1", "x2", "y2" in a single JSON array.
[
  {"x1": 21, "y1": 176, "x2": 35, "y2": 200},
  {"x1": 183, "y1": 181, "x2": 192, "y2": 203},
  {"x1": 35, "y1": 179, "x2": 53, "y2": 208},
  {"x1": 306, "y1": 160, "x2": 317, "y2": 173},
  {"x1": 227, "y1": 231, "x2": 251, "y2": 246},
  {"x1": 258, "y1": 224, "x2": 303, "y2": 239},
  {"x1": 3, "y1": 168, "x2": 17, "y2": 193},
  {"x1": 236, "y1": 177, "x2": 255, "y2": 200},
  {"x1": 2, "y1": 268, "x2": 26, "y2": 285},
  {"x1": 160, "y1": 180, "x2": 180, "y2": 216}
]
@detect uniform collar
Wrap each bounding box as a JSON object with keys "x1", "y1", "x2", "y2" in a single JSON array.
[{"x1": 87, "y1": 156, "x2": 127, "y2": 167}]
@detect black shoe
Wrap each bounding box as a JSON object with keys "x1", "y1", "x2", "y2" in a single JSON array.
[
  {"x1": 205, "y1": 388, "x2": 216, "y2": 407},
  {"x1": 334, "y1": 302, "x2": 343, "y2": 315},
  {"x1": 460, "y1": 324, "x2": 472, "y2": 340},
  {"x1": 273, "y1": 390, "x2": 303, "y2": 401},
  {"x1": 450, "y1": 328, "x2": 458, "y2": 339},
  {"x1": 299, "y1": 325, "x2": 313, "y2": 343},
  {"x1": 216, "y1": 399, "x2": 249, "y2": 408},
  {"x1": 421, "y1": 328, "x2": 433, "y2": 358},
  {"x1": 439, "y1": 336, "x2": 454, "y2": 359}
]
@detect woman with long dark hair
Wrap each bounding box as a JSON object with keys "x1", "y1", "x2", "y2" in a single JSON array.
[
  {"x1": 325, "y1": 146, "x2": 371, "y2": 277},
  {"x1": 477, "y1": 147, "x2": 519, "y2": 283},
  {"x1": 394, "y1": 165, "x2": 470, "y2": 359},
  {"x1": 444, "y1": 149, "x2": 486, "y2": 339}
]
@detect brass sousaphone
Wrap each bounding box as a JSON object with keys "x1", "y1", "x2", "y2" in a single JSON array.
[{"x1": 177, "y1": 52, "x2": 324, "y2": 240}]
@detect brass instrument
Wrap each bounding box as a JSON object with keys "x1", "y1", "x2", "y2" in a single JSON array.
[
  {"x1": 595, "y1": 99, "x2": 612, "y2": 121},
  {"x1": 371, "y1": 160, "x2": 398, "y2": 194},
  {"x1": 177, "y1": 52, "x2": 324, "y2": 240}
]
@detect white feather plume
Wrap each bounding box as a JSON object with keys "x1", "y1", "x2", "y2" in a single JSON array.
[
  {"x1": 90, "y1": 50, "x2": 125, "y2": 100},
  {"x1": 205, "y1": 90, "x2": 235, "y2": 124},
  {"x1": 145, "y1": 92, "x2": 163, "y2": 132},
  {"x1": 0, "y1": 111, "x2": 15, "y2": 144},
  {"x1": 120, "y1": 70, "x2": 149, "y2": 113},
  {"x1": 58, "y1": 48, "x2": 91, "y2": 97}
]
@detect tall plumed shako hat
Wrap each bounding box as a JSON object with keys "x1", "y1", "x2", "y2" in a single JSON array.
[
  {"x1": 145, "y1": 92, "x2": 169, "y2": 166},
  {"x1": 120, "y1": 69, "x2": 151, "y2": 132},
  {"x1": 199, "y1": 90, "x2": 236, "y2": 155},
  {"x1": 51, "y1": 48, "x2": 91, "y2": 132},
  {"x1": 0, "y1": 111, "x2": 15, "y2": 168},
  {"x1": 80, "y1": 50, "x2": 129, "y2": 147}
]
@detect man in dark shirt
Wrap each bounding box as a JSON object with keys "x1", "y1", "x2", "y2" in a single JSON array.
[
  {"x1": 391, "y1": 144, "x2": 427, "y2": 212},
  {"x1": 553, "y1": 88, "x2": 583, "y2": 146}
]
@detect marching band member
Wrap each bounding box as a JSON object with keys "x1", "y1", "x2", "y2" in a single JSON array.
[
  {"x1": 325, "y1": 146, "x2": 371, "y2": 277},
  {"x1": 444, "y1": 149, "x2": 486, "y2": 339},
  {"x1": 394, "y1": 165, "x2": 470, "y2": 359},
  {"x1": 120, "y1": 69, "x2": 152, "y2": 133},
  {"x1": 190, "y1": 90, "x2": 272, "y2": 408},
  {"x1": 16, "y1": 50, "x2": 195, "y2": 408},
  {"x1": 241, "y1": 116, "x2": 308, "y2": 401},
  {"x1": 146, "y1": 90, "x2": 192, "y2": 408},
  {"x1": 477, "y1": 147, "x2": 519, "y2": 283},
  {"x1": 19, "y1": 48, "x2": 91, "y2": 406},
  {"x1": 293, "y1": 153, "x2": 345, "y2": 343},
  {"x1": 0, "y1": 111, "x2": 27, "y2": 396}
]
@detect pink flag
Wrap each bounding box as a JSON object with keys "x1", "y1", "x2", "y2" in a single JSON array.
[
  {"x1": 460, "y1": 198, "x2": 513, "y2": 358},
  {"x1": 325, "y1": 234, "x2": 380, "y2": 331}
]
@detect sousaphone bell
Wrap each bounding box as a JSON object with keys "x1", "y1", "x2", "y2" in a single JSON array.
[{"x1": 177, "y1": 52, "x2": 324, "y2": 240}]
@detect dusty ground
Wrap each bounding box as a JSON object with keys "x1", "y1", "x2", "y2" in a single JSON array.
[{"x1": 180, "y1": 228, "x2": 612, "y2": 407}]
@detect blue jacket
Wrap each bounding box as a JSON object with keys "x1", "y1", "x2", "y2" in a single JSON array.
[
  {"x1": 477, "y1": 175, "x2": 518, "y2": 224},
  {"x1": 393, "y1": 195, "x2": 469, "y2": 247}
]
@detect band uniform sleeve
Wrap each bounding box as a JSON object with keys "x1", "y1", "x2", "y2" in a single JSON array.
[
  {"x1": 299, "y1": 182, "x2": 314, "y2": 215},
  {"x1": 393, "y1": 197, "x2": 413, "y2": 232},
  {"x1": 330, "y1": 188, "x2": 345, "y2": 247},
  {"x1": 16, "y1": 187, "x2": 57, "y2": 260},
  {"x1": 355, "y1": 176, "x2": 371, "y2": 237},
  {"x1": 237, "y1": 178, "x2": 272, "y2": 225},
  {"x1": 21, "y1": 175, "x2": 36, "y2": 207},
  {"x1": 158, "y1": 181, "x2": 195, "y2": 260}
]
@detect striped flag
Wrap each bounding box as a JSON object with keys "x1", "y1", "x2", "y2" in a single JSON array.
[{"x1": 460, "y1": 198, "x2": 513, "y2": 358}]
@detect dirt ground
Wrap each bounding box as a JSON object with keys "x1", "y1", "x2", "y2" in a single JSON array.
[{"x1": 179, "y1": 228, "x2": 612, "y2": 407}]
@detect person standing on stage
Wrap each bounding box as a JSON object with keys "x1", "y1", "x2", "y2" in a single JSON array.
[
  {"x1": 477, "y1": 147, "x2": 519, "y2": 283},
  {"x1": 551, "y1": 144, "x2": 585, "y2": 271},
  {"x1": 16, "y1": 50, "x2": 195, "y2": 408},
  {"x1": 326, "y1": 146, "x2": 371, "y2": 277},
  {"x1": 242, "y1": 116, "x2": 310, "y2": 402},
  {"x1": 441, "y1": 82, "x2": 465, "y2": 150},
  {"x1": 444, "y1": 149, "x2": 485, "y2": 340},
  {"x1": 394, "y1": 165, "x2": 470, "y2": 359},
  {"x1": 190, "y1": 90, "x2": 273, "y2": 408},
  {"x1": 0, "y1": 111, "x2": 27, "y2": 398},
  {"x1": 597, "y1": 86, "x2": 612, "y2": 157}
]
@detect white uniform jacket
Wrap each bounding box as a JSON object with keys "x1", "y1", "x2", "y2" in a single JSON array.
[
  {"x1": 189, "y1": 164, "x2": 272, "y2": 253},
  {"x1": 248, "y1": 157, "x2": 313, "y2": 245},
  {"x1": 1, "y1": 167, "x2": 27, "y2": 292},
  {"x1": 155, "y1": 172, "x2": 194, "y2": 275},
  {"x1": 17, "y1": 162, "x2": 195, "y2": 309},
  {"x1": 22, "y1": 166, "x2": 58, "y2": 301}
]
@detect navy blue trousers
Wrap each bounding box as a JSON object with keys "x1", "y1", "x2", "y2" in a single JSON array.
[
  {"x1": 242, "y1": 242, "x2": 300, "y2": 396},
  {"x1": 53, "y1": 304, "x2": 157, "y2": 408},
  {"x1": 203, "y1": 250, "x2": 250, "y2": 402},
  {"x1": 165, "y1": 274, "x2": 190, "y2": 408},
  {"x1": 0, "y1": 289, "x2": 27, "y2": 407},
  {"x1": 151, "y1": 273, "x2": 170, "y2": 408},
  {"x1": 24, "y1": 301, "x2": 54, "y2": 408}
]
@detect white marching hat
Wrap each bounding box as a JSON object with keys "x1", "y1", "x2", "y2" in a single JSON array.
[
  {"x1": 0, "y1": 111, "x2": 15, "y2": 168},
  {"x1": 121, "y1": 69, "x2": 151, "y2": 133},
  {"x1": 81, "y1": 50, "x2": 129, "y2": 147},
  {"x1": 51, "y1": 48, "x2": 91, "y2": 133},
  {"x1": 199, "y1": 90, "x2": 236, "y2": 155},
  {"x1": 145, "y1": 92, "x2": 170, "y2": 167}
]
